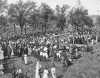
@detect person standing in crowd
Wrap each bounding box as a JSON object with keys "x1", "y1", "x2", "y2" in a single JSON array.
[
  {"x1": 7, "y1": 42, "x2": 12, "y2": 59},
  {"x1": 2, "y1": 42, "x2": 8, "y2": 59},
  {"x1": 10, "y1": 41, "x2": 14, "y2": 56},
  {"x1": 28, "y1": 45, "x2": 32, "y2": 56},
  {"x1": 35, "y1": 61, "x2": 41, "y2": 78},
  {"x1": 19, "y1": 44, "x2": 24, "y2": 57},
  {"x1": 2, "y1": 41, "x2": 9, "y2": 74},
  {"x1": 51, "y1": 62, "x2": 56, "y2": 78},
  {"x1": 39, "y1": 66, "x2": 43, "y2": 78},
  {"x1": 0, "y1": 44, "x2": 4, "y2": 75},
  {"x1": 23, "y1": 45, "x2": 28, "y2": 64},
  {"x1": 47, "y1": 43, "x2": 50, "y2": 58},
  {"x1": 42, "y1": 65, "x2": 49, "y2": 78},
  {"x1": 13, "y1": 43, "x2": 18, "y2": 56},
  {"x1": 0, "y1": 44, "x2": 4, "y2": 60}
]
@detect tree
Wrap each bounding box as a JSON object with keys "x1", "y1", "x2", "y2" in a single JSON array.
[
  {"x1": 0, "y1": 0, "x2": 8, "y2": 35},
  {"x1": 0, "y1": 0, "x2": 8, "y2": 27},
  {"x1": 28, "y1": 9, "x2": 42, "y2": 33},
  {"x1": 8, "y1": 0, "x2": 36, "y2": 35},
  {"x1": 0, "y1": 0, "x2": 7, "y2": 13},
  {"x1": 96, "y1": 16, "x2": 100, "y2": 26},
  {"x1": 39, "y1": 3, "x2": 54, "y2": 34},
  {"x1": 0, "y1": 15, "x2": 8, "y2": 36},
  {"x1": 69, "y1": 7, "x2": 94, "y2": 35},
  {"x1": 0, "y1": 15, "x2": 7, "y2": 26},
  {"x1": 55, "y1": 4, "x2": 69, "y2": 31}
]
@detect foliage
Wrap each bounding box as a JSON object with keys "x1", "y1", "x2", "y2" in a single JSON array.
[
  {"x1": 39, "y1": 3, "x2": 54, "y2": 33},
  {"x1": 0, "y1": 0, "x2": 7, "y2": 13},
  {"x1": 56, "y1": 4, "x2": 69, "y2": 31},
  {"x1": 8, "y1": 0, "x2": 36, "y2": 34},
  {"x1": 0, "y1": 0, "x2": 95, "y2": 38},
  {"x1": 0, "y1": 15, "x2": 8, "y2": 26},
  {"x1": 69, "y1": 7, "x2": 94, "y2": 35},
  {"x1": 0, "y1": 0, "x2": 8, "y2": 35}
]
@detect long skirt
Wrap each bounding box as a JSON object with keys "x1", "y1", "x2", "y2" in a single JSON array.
[
  {"x1": 42, "y1": 70, "x2": 49, "y2": 78},
  {"x1": 51, "y1": 67, "x2": 56, "y2": 78},
  {"x1": 24, "y1": 54, "x2": 28, "y2": 64},
  {"x1": 0, "y1": 64, "x2": 4, "y2": 75},
  {"x1": 11, "y1": 50, "x2": 14, "y2": 56},
  {"x1": 0, "y1": 64, "x2": 4, "y2": 70},
  {"x1": 35, "y1": 61, "x2": 40, "y2": 78}
]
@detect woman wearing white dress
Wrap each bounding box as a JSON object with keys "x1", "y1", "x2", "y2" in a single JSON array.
[
  {"x1": 0, "y1": 45, "x2": 4, "y2": 60},
  {"x1": 0, "y1": 45, "x2": 4, "y2": 74},
  {"x1": 35, "y1": 61, "x2": 41, "y2": 78},
  {"x1": 24, "y1": 46, "x2": 28, "y2": 64},
  {"x1": 42, "y1": 66, "x2": 49, "y2": 78},
  {"x1": 9, "y1": 41, "x2": 14, "y2": 56},
  {"x1": 28, "y1": 45, "x2": 32, "y2": 55},
  {"x1": 51, "y1": 63, "x2": 56, "y2": 78}
]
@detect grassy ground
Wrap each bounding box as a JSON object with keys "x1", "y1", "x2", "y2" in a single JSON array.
[
  {"x1": 63, "y1": 43, "x2": 100, "y2": 78},
  {"x1": 0, "y1": 56, "x2": 64, "y2": 78}
]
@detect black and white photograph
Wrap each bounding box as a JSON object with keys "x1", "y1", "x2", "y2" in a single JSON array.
[{"x1": 0, "y1": 0, "x2": 99, "y2": 78}]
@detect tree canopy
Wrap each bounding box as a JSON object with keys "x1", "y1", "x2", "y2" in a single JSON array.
[
  {"x1": 8, "y1": 0, "x2": 36, "y2": 34},
  {"x1": 56, "y1": 4, "x2": 70, "y2": 31},
  {"x1": 0, "y1": 0, "x2": 95, "y2": 38},
  {"x1": 69, "y1": 7, "x2": 94, "y2": 35}
]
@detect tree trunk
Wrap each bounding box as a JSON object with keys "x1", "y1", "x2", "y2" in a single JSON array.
[
  {"x1": 25, "y1": 24, "x2": 27, "y2": 35},
  {"x1": 96, "y1": 34, "x2": 98, "y2": 43},
  {"x1": 13, "y1": 24, "x2": 16, "y2": 35},
  {"x1": 42, "y1": 24, "x2": 43, "y2": 33},
  {"x1": 44, "y1": 23, "x2": 46, "y2": 34},
  {"x1": 20, "y1": 27, "x2": 23, "y2": 35},
  {"x1": 61, "y1": 25, "x2": 64, "y2": 31}
]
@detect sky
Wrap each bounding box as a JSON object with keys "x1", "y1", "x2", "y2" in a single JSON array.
[{"x1": 7, "y1": 0, "x2": 100, "y2": 15}]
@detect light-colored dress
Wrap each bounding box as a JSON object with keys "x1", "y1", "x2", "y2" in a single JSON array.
[
  {"x1": 0, "y1": 47, "x2": 4, "y2": 71},
  {"x1": 24, "y1": 54, "x2": 28, "y2": 64},
  {"x1": 35, "y1": 61, "x2": 41, "y2": 78},
  {"x1": 0, "y1": 64, "x2": 4, "y2": 70},
  {"x1": 42, "y1": 69, "x2": 49, "y2": 78},
  {"x1": 51, "y1": 67, "x2": 56, "y2": 78},
  {"x1": 0, "y1": 48, "x2": 4, "y2": 60},
  {"x1": 28, "y1": 47, "x2": 32, "y2": 55}
]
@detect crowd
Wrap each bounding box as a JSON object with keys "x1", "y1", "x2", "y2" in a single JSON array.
[{"x1": 0, "y1": 32, "x2": 95, "y2": 78}]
